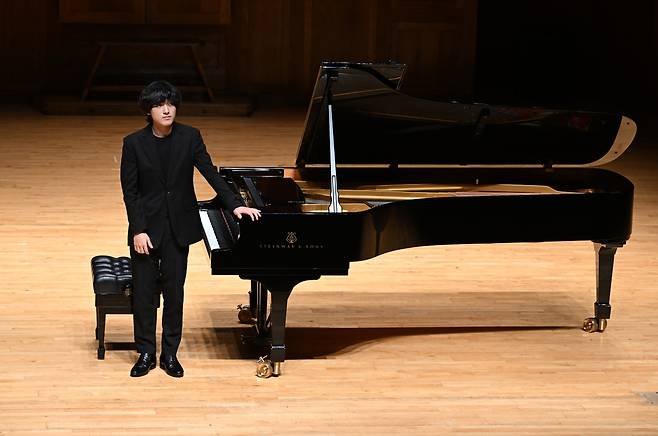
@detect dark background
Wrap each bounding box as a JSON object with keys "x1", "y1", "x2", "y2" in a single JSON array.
[
  {"x1": 476, "y1": 0, "x2": 657, "y2": 114},
  {"x1": 0, "y1": 0, "x2": 656, "y2": 116}
]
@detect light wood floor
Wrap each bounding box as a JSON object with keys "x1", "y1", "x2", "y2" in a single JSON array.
[{"x1": 1, "y1": 106, "x2": 657, "y2": 435}]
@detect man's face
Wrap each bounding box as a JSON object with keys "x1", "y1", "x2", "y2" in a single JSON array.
[{"x1": 150, "y1": 100, "x2": 177, "y2": 127}]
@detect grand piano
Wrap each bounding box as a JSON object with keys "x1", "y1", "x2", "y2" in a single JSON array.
[{"x1": 199, "y1": 62, "x2": 636, "y2": 378}]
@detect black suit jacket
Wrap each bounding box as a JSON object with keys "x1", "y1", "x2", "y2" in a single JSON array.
[{"x1": 120, "y1": 122, "x2": 243, "y2": 248}]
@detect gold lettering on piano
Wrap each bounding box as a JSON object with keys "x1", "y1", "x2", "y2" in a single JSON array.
[{"x1": 257, "y1": 243, "x2": 324, "y2": 249}]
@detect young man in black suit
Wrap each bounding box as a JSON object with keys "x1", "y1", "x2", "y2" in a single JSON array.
[{"x1": 121, "y1": 81, "x2": 261, "y2": 377}]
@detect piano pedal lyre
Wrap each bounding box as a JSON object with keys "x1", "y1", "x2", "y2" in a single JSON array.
[
  {"x1": 582, "y1": 317, "x2": 607, "y2": 333},
  {"x1": 237, "y1": 304, "x2": 256, "y2": 324}
]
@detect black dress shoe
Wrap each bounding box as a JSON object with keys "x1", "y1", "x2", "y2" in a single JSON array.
[
  {"x1": 130, "y1": 352, "x2": 156, "y2": 377},
  {"x1": 160, "y1": 354, "x2": 184, "y2": 377}
]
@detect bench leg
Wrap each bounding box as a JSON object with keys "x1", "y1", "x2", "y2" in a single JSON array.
[{"x1": 96, "y1": 307, "x2": 106, "y2": 360}]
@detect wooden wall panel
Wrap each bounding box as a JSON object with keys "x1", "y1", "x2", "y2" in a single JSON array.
[
  {"x1": 0, "y1": 0, "x2": 59, "y2": 98},
  {"x1": 59, "y1": 0, "x2": 146, "y2": 24},
  {"x1": 0, "y1": 0, "x2": 480, "y2": 102},
  {"x1": 225, "y1": 0, "x2": 305, "y2": 98},
  {"x1": 302, "y1": 0, "x2": 379, "y2": 91},
  {"x1": 388, "y1": 0, "x2": 478, "y2": 98},
  {"x1": 59, "y1": 0, "x2": 230, "y2": 26},
  {"x1": 3, "y1": 0, "x2": 483, "y2": 103},
  {"x1": 224, "y1": 0, "x2": 477, "y2": 101},
  {"x1": 148, "y1": 0, "x2": 231, "y2": 26}
]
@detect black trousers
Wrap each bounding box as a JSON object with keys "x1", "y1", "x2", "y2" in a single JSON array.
[{"x1": 130, "y1": 222, "x2": 189, "y2": 355}]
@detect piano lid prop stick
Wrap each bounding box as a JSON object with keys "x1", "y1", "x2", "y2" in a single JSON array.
[
  {"x1": 327, "y1": 76, "x2": 343, "y2": 213},
  {"x1": 328, "y1": 104, "x2": 342, "y2": 213}
]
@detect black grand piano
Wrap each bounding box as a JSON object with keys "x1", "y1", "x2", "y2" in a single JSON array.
[{"x1": 198, "y1": 62, "x2": 636, "y2": 378}]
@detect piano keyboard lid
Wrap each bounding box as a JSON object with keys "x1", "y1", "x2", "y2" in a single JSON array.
[{"x1": 296, "y1": 62, "x2": 636, "y2": 169}]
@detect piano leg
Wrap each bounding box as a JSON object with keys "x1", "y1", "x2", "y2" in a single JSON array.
[
  {"x1": 253, "y1": 276, "x2": 319, "y2": 377},
  {"x1": 583, "y1": 241, "x2": 624, "y2": 333},
  {"x1": 268, "y1": 287, "x2": 292, "y2": 376}
]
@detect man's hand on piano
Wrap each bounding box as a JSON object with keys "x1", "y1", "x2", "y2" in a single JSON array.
[
  {"x1": 233, "y1": 206, "x2": 262, "y2": 221},
  {"x1": 133, "y1": 233, "x2": 153, "y2": 255}
]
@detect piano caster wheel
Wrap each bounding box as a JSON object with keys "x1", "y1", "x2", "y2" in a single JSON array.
[
  {"x1": 237, "y1": 304, "x2": 255, "y2": 324},
  {"x1": 256, "y1": 357, "x2": 273, "y2": 378},
  {"x1": 583, "y1": 317, "x2": 607, "y2": 333}
]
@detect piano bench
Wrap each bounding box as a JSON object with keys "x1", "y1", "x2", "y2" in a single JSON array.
[
  {"x1": 91, "y1": 255, "x2": 134, "y2": 360},
  {"x1": 91, "y1": 255, "x2": 162, "y2": 359}
]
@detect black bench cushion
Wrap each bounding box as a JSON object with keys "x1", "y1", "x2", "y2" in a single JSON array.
[{"x1": 91, "y1": 256, "x2": 132, "y2": 296}]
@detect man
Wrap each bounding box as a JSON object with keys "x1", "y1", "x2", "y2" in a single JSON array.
[{"x1": 120, "y1": 81, "x2": 260, "y2": 377}]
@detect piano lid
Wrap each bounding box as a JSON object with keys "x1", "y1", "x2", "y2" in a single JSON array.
[{"x1": 296, "y1": 62, "x2": 636, "y2": 168}]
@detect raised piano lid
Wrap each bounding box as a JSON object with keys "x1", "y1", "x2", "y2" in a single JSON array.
[{"x1": 296, "y1": 62, "x2": 637, "y2": 168}]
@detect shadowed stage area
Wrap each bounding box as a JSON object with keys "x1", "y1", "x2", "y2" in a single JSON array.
[
  {"x1": 202, "y1": 325, "x2": 574, "y2": 361},
  {"x1": 200, "y1": 290, "x2": 583, "y2": 360},
  {"x1": 1, "y1": 106, "x2": 658, "y2": 434}
]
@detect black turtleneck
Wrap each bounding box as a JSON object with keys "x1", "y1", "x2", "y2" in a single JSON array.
[{"x1": 154, "y1": 132, "x2": 172, "y2": 182}]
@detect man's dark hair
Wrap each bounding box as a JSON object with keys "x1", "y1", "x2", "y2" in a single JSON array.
[{"x1": 138, "y1": 80, "x2": 182, "y2": 123}]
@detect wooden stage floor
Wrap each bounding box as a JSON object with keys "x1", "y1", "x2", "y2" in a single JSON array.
[{"x1": 1, "y1": 106, "x2": 657, "y2": 434}]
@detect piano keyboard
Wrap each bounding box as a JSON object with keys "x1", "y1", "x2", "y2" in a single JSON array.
[
  {"x1": 199, "y1": 209, "x2": 220, "y2": 250},
  {"x1": 199, "y1": 206, "x2": 241, "y2": 252}
]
